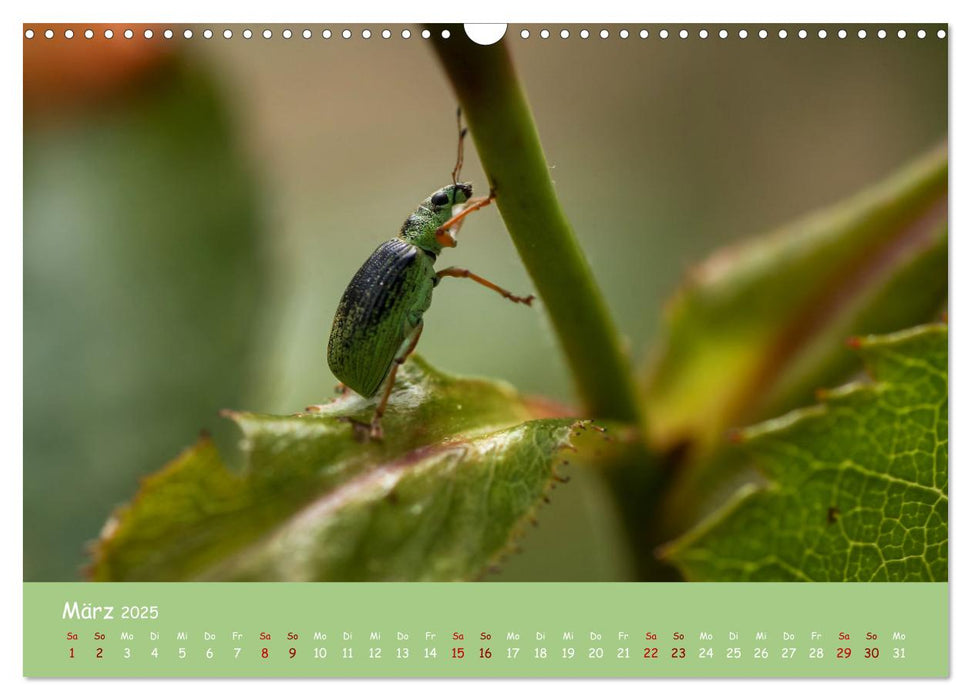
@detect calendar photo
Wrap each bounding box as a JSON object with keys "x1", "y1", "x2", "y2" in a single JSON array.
[{"x1": 21, "y1": 20, "x2": 948, "y2": 678}]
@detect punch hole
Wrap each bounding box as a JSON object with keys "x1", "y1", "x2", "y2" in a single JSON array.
[
  {"x1": 798, "y1": 29, "x2": 807, "y2": 39},
  {"x1": 401, "y1": 29, "x2": 410, "y2": 39},
  {"x1": 877, "y1": 29, "x2": 887, "y2": 39},
  {"x1": 421, "y1": 29, "x2": 431, "y2": 39},
  {"x1": 858, "y1": 29, "x2": 867, "y2": 39},
  {"x1": 917, "y1": 29, "x2": 926, "y2": 38},
  {"x1": 719, "y1": 29, "x2": 728, "y2": 39},
  {"x1": 323, "y1": 29, "x2": 332, "y2": 39},
  {"x1": 818, "y1": 29, "x2": 827, "y2": 39},
  {"x1": 49, "y1": 21, "x2": 793, "y2": 45},
  {"x1": 938, "y1": 29, "x2": 946, "y2": 38},
  {"x1": 897, "y1": 29, "x2": 907, "y2": 39},
  {"x1": 541, "y1": 29, "x2": 550, "y2": 39},
  {"x1": 243, "y1": 29, "x2": 252, "y2": 39},
  {"x1": 838, "y1": 29, "x2": 847, "y2": 39},
  {"x1": 25, "y1": 28, "x2": 34, "y2": 39}
]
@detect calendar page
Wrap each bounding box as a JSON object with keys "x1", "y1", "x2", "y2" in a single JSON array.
[{"x1": 22, "y1": 19, "x2": 948, "y2": 681}]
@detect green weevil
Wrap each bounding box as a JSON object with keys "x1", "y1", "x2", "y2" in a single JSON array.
[{"x1": 326, "y1": 113, "x2": 534, "y2": 440}]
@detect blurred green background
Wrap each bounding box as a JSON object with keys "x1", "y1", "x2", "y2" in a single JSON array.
[{"x1": 24, "y1": 24, "x2": 947, "y2": 581}]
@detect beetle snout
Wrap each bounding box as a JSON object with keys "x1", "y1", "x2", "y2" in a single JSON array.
[{"x1": 456, "y1": 183, "x2": 473, "y2": 200}]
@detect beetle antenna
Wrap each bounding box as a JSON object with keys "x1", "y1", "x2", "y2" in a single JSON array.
[{"x1": 452, "y1": 107, "x2": 467, "y2": 186}]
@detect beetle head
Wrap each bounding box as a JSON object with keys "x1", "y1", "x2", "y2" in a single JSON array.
[
  {"x1": 400, "y1": 183, "x2": 473, "y2": 254},
  {"x1": 427, "y1": 182, "x2": 472, "y2": 209}
]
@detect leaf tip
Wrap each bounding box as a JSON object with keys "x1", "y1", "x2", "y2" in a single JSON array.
[
  {"x1": 653, "y1": 536, "x2": 687, "y2": 568},
  {"x1": 653, "y1": 542, "x2": 672, "y2": 563},
  {"x1": 726, "y1": 427, "x2": 746, "y2": 444}
]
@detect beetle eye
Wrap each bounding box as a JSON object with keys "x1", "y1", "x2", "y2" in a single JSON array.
[{"x1": 430, "y1": 191, "x2": 449, "y2": 206}]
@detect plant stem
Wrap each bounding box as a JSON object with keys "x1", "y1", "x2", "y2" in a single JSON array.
[{"x1": 429, "y1": 28, "x2": 642, "y2": 425}]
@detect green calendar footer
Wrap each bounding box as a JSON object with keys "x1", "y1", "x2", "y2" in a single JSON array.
[{"x1": 23, "y1": 582, "x2": 948, "y2": 677}]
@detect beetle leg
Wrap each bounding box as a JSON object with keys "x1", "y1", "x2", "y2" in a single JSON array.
[
  {"x1": 370, "y1": 322, "x2": 425, "y2": 440},
  {"x1": 436, "y1": 267, "x2": 535, "y2": 306}
]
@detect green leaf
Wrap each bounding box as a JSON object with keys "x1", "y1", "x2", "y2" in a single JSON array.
[
  {"x1": 662, "y1": 324, "x2": 947, "y2": 581},
  {"x1": 90, "y1": 356, "x2": 579, "y2": 581},
  {"x1": 642, "y1": 146, "x2": 947, "y2": 454}
]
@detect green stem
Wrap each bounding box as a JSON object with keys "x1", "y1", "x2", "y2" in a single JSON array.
[{"x1": 429, "y1": 28, "x2": 642, "y2": 424}]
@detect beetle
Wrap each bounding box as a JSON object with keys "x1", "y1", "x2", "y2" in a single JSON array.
[{"x1": 326, "y1": 112, "x2": 534, "y2": 440}]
